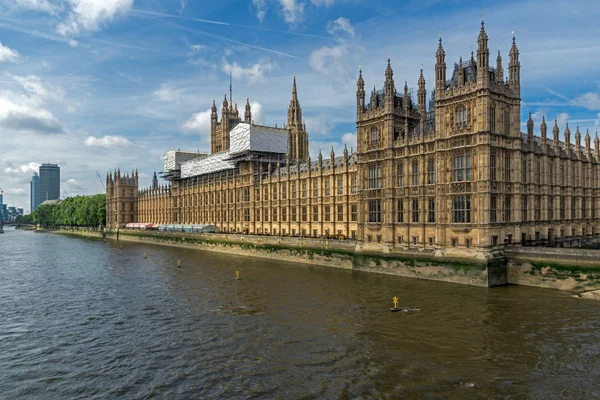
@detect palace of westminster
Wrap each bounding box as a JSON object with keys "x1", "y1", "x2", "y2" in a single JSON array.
[{"x1": 106, "y1": 22, "x2": 600, "y2": 257}]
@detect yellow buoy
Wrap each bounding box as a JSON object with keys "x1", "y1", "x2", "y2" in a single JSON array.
[
  {"x1": 178, "y1": 260, "x2": 182, "y2": 268},
  {"x1": 235, "y1": 270, "x2": 240, "y2": 280}
]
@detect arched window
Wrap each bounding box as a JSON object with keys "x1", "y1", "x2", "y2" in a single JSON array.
[
  {"x1": 504, "y1": 107, "x2": 510, "y2": 136},
  {"x1": 489, "y1": 103, "x2": 496, "y2": 133},
  {"x1": 370, "y1": 127, "x2": 379, "y2": 145},
  {"x1": 455, "y1": 105, "x2": 467, "y2": 129}
]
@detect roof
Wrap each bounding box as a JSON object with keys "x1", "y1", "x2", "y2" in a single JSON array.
[
  {"x1": 180, "y1": 150, "x2": 235, "y2": 178},
  {"x1": 40, "y1": 199, "x2": 61, "y2": 206},
  {"x1": 228, "y1": 123, "x2": 288, "y2": 156}
]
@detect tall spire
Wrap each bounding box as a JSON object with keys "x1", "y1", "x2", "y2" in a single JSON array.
[
  {"x1": 509, "y1": 32, "x2": 520, "y2": 89},
  {"x1": 384, "y1": 58, "x2": 395, "y2": 105},
  {"x1": 477, "y1": 20, "x2": 490, "y2": 85},
  {"x1": 357, "y1": 66, "x2": 365, "y2": 116},
  {"x1": 553, "y1": 119, "x2": 560, "y2": 150},
  {"x1": 287, "y1": 76, "x2": 308, "y2": 163},
  {"x1": 418, "y1": 68, "x2": 426, "y2": 114},
  {"x1": 496, "y1": 49, "x2": 504, "y2": 84},
  {"x1": 435, "y1": 37, "x2": 446, "y2": 97}
]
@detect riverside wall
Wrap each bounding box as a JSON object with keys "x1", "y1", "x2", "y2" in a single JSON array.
[{"x1": 45, "y1": 228, "x2": 600, "y2": 295}]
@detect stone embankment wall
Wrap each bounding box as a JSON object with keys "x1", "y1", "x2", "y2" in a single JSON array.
[
  {"x1": 505, "y1": 247, "x2": 600, "y2": 292},
  {"x1": 105, "y1": 229, "x2": 496, "y2": 287}
]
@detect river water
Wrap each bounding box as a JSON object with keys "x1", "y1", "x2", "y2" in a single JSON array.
[{"x1": 1, "y1": 228, "x2": 599, "y2": 399}]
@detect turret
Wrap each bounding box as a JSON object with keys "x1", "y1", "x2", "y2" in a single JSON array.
[
  {"x1": 509, "y1": 34, "x2": 520, "y2": 90},
  {"x1": 595, "y1": 132, "x2": 600, "y2": 161},
  {"x1": 330, "y1": 146, "x2": 335, "y2": 166},
  {"x1": 343, "y1": 143, "x2": 348, "y2": 163},
  {"x1": 152, "y1": 171, "x2": 158, "y2": 190},
  {"x1": 540, "y1": 116, "x2": 547, "y2": 147},
  {"x1": 458, "y1": 57, "x2": 464, "y2": 86},
  {"x1": 435, "y1": 37, "x2": 446, "y2": 97},
  {"x1": 527, "y1": 112, "x2": 534, "y2": 147},
  {"x1": 417, "y1": 68, "x2": 426, "y2": 115},
  {"x1": 318, "y1": 149, "x2": 323, "y2": 169},
  {"x1": 565, "y1": 123, "x2": 571, "y2": 155},
  {"x1": 244, "y1": 98, "x2": 252, "y2": 123},
  {"x1": 496, "y1": 49, "x2": 504, "y2": 84},
  {"x1": 357, "y1": 67, "x2": 365, "y2": 116},
  {"x1": 477, "y1": 21, "x2": 490, "y2": 86},
  {"x1": 585, "y1": 129, "x2": 591, "y2": 157},
  {"x1": 575, "y1": 125, "x2": 582, "y2": 155},
  {"x1": 553, "y1": 119, "x2": 560, "y2": 151}
]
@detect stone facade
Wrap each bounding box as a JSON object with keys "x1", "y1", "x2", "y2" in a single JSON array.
[{"x1": 106, "y1": 22, "x2": 600, "y2": 258}]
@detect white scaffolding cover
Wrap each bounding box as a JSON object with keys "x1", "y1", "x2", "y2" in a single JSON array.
[
  {"x1": 164, "y1": 150, "x2": 207, "y2": 172},
  {"x1": 180, "y1": 151, "x2": 235, "y2": 178},
  {"x1": 229, "y1": 123, "x2": 288, "y2": 156}
]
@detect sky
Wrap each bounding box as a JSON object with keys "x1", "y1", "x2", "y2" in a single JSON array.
[{"x1": 0, "y1": 0, "x2": 599, "y2": 212}]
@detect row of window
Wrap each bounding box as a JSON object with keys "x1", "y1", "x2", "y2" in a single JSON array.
[{"x1": 368, "y1": 196, "x2": 472, "y2": 224}]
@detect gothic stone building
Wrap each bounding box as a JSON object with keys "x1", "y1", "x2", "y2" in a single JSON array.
[{"x1": 107, "y1": 22, "x2": 600, "y2": 258}]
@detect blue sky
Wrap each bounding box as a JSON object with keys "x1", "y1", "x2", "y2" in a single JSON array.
[{"x1": 0, "y1": 0, "x2": 599, "y2": 212}]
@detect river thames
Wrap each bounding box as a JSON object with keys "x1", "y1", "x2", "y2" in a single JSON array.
[{"x1": 1, "y1": 228, "x2": 599, "y2": 399}]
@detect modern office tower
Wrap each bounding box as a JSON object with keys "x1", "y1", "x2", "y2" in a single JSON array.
[
  {"x1": 39, "y1": 164, "x2": 60, "y2": 203},
  {"x1": 31, "y1": 172, "x2": 40, "y2": 211}
]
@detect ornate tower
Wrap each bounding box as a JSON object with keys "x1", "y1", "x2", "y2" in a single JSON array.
[
  {"x1": 418, "y1": 68, "x2": 426, "y2": 115},
  {"x1": 286, "y1": 76, "x2": 309, "y2": 164},
  {"x1": 435, "y1": 38, "x2": 446, "y2": 98},
  {"x1": 509, "y1": 35, "x2": 521, "y2": 92},
  {"x1": 357, "y1": 67, "x2": 365, "y2": 119},
  {"x1": 152, "y1": 171, "x2": 158, "y2": 190}
]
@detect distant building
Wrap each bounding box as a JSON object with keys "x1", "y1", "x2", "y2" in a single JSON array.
[
  {"x1": 31, "y1": 172, "x2": 40, "y2": 211},
  {"x1": 39, "y1": 164, "x2": 60, "y2": 203},
  {"x1": 0, "y1": 191, "x2": 3, "y2": 206}
]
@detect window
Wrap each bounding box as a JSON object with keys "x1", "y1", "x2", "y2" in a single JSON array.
[
  {"x1": 243, "y1": 188, "x2": 250, "y2": 202},
  {"x1": 281, "y1": 183, "x2": 287, "y2": 200},
  {"x1": 272, "y1": 186, "x2": 277, "y2": 200},
  {"x1": 370, "y1": 127, "x2": 379, "y2": 145},
  {"x1": 428, "y1": 198, "x2": 435, "y2": 223},
  {"x1": 522, "y1": 159, "x2": 527, "y2": 183},
  {"x1": 504, "y1": 195, "x2": 511, "y2": 222},
  {"x1": 535, "y1": 196, "x2": 541, "y2": 221},
  {"x1": 504, "y1": 154, "x2": 511, "y2": 182},
  {"x1": 255, "y1": 209, "x2": 261, "y2": 221},
  {"x1": 337, "y1": 177, "x2": 343, "y2": 195},
  {"x1": 369, "y1": 200, "x2": 382, "y2": 223},
  {"x1": 571, "y1": 197, "x2": 576, "y2": 219},
  {"x1": 255, "y1": 188, "x2": 260, "y2": 202},
  {"x1": 412, "y1": 199, "x2": 419, "y2": 223},
  {"x1": 429, "y1": 237, "x2": 434, "y2": 246},
  {"x1": 282, "y1": 207, "x2": 287, "y2": 222},
  {"x1": 451, "y1": 238, "x2": 457, "y2": 247},
  {"x1": 490, "y1": 152, "x2": 497, "y2": 182},
  {"x1": 301, "y1": 181, "x2": 307, "y2": 198},
  {"x1": 535, "y1": 158, "x2": 541, "y2": 184},
  {"x1": 313, "y1": 179, "x2": 319, "y2": 197},
  {"x1": 301, "y1": 206, "x2": 307, "y2": 222},
  {"x1": 264, "y1": 208, "x2": 269, "y2": 222},
  {"x1": 325, "y1": 205, "x2": 331, "y2": 222},
  {"x1": 489, "y1": 103, "x2": 496, "y2": 133},
  {"x1": 397, "y1": 200, "x2": 404, "y2": 223},
  {"x1": 427, "y1": 159, "x2": 435, "y2": 184},
  {"x1": 337, "y1": 205, "x2": 344, "y2": 221},
  {"x1": 548, "y1": 196, "x2": 553, "y2": 220},
  {"x1": 313, "y1": 205, "x2": 319, "y2": 221},
  {"x1": 504, "y1": 108, "x2": 510, "y2": 136},
  {"x1": 368, "y1": 164, "x2": 382, "y2": 189},
  {"x1": 490, "y1": 194, "x2": 497, "y2": 222},
  {"x1": 521, "y1": 195, "x2": 528, "y2": 221},
  {"x1": 351, "y1": 204, "x2": 358, "y2": 222},
  {"x1": 466, "y1": 238, "x2": 472, "y2": 248},
  {"x1": 453, "y1": 153, "x2": 471, "y2": 181},
  {"x1": 351, "y1": 175, "x2": 357, "y2": 194},
  {"x1": 325, "y1": 179, "x2": 331, "y2": 195},
  {"x1": 292, "y1": 183, "x2": 297, "y2": 199},
  {"x1": 453, "y1": 195, "x2": 471, "y2": 223},
  {"x1": 398, "y1": 162, "x2": 404, "y2": 187},
  {"x1": 291, "y1": 207, "x2": 297, "y2": 222},
  {"x1": 264, "y1": 189, "x2": 269, "y2": 201},
  {"x1": 412, "y1": 161, "x2": 419, "y2": 186},
  {"x1": 456, "y1": 105, "x2": 467, "y2": 129},
  {"x1": 244, "y1": 209, "x2": 250, "y2": 222},
  {"x1": 273, "y1": 208, "x2": 278, "y2": 222}
]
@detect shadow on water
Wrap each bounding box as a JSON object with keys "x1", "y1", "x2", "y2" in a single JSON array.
[{"x1": 1, "y1": 229, "x2": 600, "y2": 399}]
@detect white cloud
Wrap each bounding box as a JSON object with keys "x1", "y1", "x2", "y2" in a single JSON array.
[
  {"x1": 305, "y1": 112, "x2": 334, "y2": 135},
  {"x1": 309, "y1": 132, "x2": 356, "y2": 159},
  {"x1": 12, "y1": 0, "x2": 57, "y2": 13},
  {"x1": 279, "y1": 0, "x2": 305, "y2": 26},
  {"x1": 309, "y1": 43, "x2": 350, "y2": 75},
  {"x1": 182, "y1": 109, "x2": 212, "y2": 135},
  {"x1": 4, "y1": 188, "x2": 26, "y2": 195},
  {"x1": 153, "y1": 84, "x2": 185, "y2": 103},
  {"x1": 84, "y1": 135, "x2": 133, "y2": 148},
  {"x1": 572, "y1": 92, "x2": 600, "y2": 111},
  {"x1": 0, "y1": 92, "x2": 63, "y2": 134},
  {"x1": 0, "y1": 42, "x2": 20, "y2": 63},
  {"x1": 66, "y1": 178, "x2": 85, "y2": 192},
  {"x1": 311, "y1": 0, "x2": 335, "y2": 6},
  {"x1": 556, "y1": 112, "x2": 570, "y2": 127},
  {"x1": 57, "y1": 0, "x2": 134, "y2": 37},
  {"x1": 250, "y1": 101, "x2": 263, "y2": 124},
  {"x1": 326, "y1": 17, "x2": 354, "y2": 38},
  {"x1": 5, "y1": 162, "x2": 40, "y2": 176},
  {"x1": 223, "y1": 59, "x2": 275, "y2": 82},
  {"x1": 252, "y1": 0, "x2": 267, "y2": 23},
  {"x1": 190, "y1": 44, "x2": 205, "y2": 53}
]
